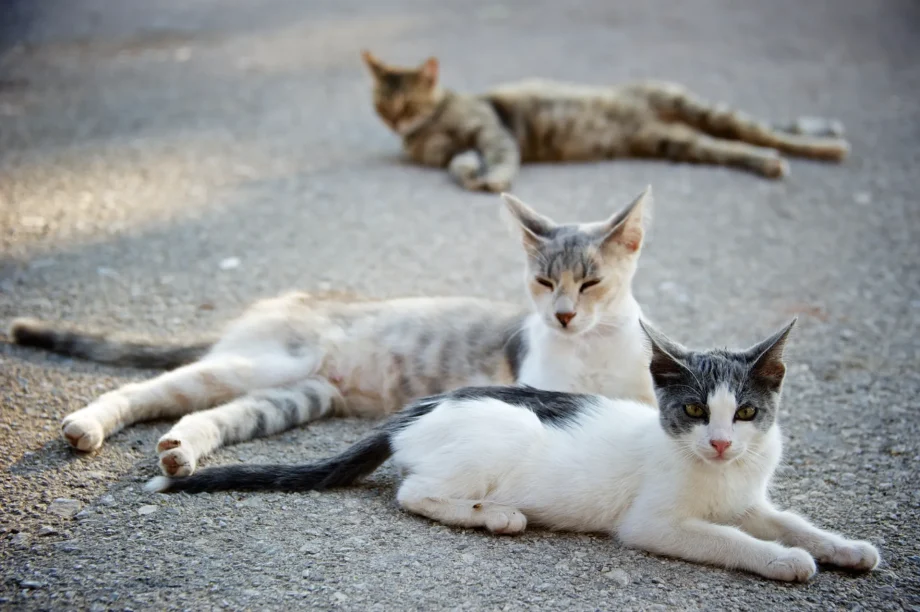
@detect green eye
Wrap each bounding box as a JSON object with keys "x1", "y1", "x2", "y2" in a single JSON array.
[
  {"x1": 579, "y1": 279, "x2": 601, "y2": 293},
  {"x1": 684, "y1": 404, "x2": 706, "y2": 418},
  {"x1": 536, "y1": 278, "x2": 554, "y2": 289},
  {"x1": 735, "y1": 406, "x2": 757, "y2": 421}
]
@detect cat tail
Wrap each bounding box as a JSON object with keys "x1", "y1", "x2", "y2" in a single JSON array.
[
  {"x1": 146, "y1": 395, "x2": 444, "y2": 494},
  {"x1": 8, "y1": 318, "x2": 212, "y2": 370},
  {"x1": 146, "y1": 432, "x2": 393, "y2": 494}
]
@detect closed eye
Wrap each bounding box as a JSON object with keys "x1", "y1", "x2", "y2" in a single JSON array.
[
  {"x1": 579, "y1": 279, "x2": 601, "y2": 293},
  {"x1": 536, "y1": 278, "x2": 554, "y2": 289}
]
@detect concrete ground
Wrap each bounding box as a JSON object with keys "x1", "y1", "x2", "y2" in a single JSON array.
[{"x1": 1, "y1": 0, "x2": 918, "y2": 609}]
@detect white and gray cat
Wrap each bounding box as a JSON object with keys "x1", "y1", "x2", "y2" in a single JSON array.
[
  {"x1": 149, "y1": 320, "x2": 880, "y2": 582},
  {"x1": 9, "y1": 188, "x2": 655, "y2": 477}
]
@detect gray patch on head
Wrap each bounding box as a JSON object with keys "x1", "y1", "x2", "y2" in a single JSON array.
[
  {"x1": 654, "y1": 350, "x2": 781, "y2": 438},
  {"x1": 533, "y1": 226, "x2": 599, "y2": 280}
]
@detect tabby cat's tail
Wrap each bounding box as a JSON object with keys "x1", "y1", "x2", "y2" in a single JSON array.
[
  {"x1": 8, "y1": 317, "x2": 211, "y2": 369},
  {"x1": 146, "y1": 432, "x2": 393, "y2": 494}
]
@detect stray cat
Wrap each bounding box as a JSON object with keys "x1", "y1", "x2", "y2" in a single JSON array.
[
  {"x1": 148, "y1": 319, "x2": 881, "y2": 583},
  {"x1": 361, "y1": 50, "x2": 849, "y2": 191},
  {"x1": 9, "y1": 189, "x2": 655, "y2": 477}
]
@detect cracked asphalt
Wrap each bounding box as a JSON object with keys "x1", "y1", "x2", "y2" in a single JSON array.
[{"x1": 1, "y1": 0, "x2": 918, "y2": 609}]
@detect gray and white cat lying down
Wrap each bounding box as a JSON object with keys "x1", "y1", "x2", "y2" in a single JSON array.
[
  {"x1": 9, "y1": 189, "x2": 655, "y2": 477},
  {"x1": 148, "y1": 320, "x2": 880, "y2": 582}
]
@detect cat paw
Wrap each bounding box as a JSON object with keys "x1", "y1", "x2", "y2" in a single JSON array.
[
  {"x1": 61, "y1": 413, "x2": 105, "y2": 452},
  {"x1": 448, "y1": 150, "x2": 483, "y2": 181},
  {"x1": 763, "y1": 547, "x2": 817, "y2": 582},
  {"x1": 824, "y1": 140, "x2": 850, "y2": 162},
  {"x1": 818, "y1": 539, "x2": 880, "y2": 571},
  {"x1": 785, "y1": 116, "x2": 846, "y2": 138},
  {"x1": 157, "y1": 437, "x2": 197, "y2": 477},
  {"x1": 482, "y1": 506, "x2": 527, "y2": 535},
  {"x1": 455, "y1": 172, "x2": 512, "y2": 193},
  {"x1": 481, "y1": 179, "x2": 512, "y2": 193},
  {"x1": 762, "y1": 157, "x2": 790, "y2": 179}
]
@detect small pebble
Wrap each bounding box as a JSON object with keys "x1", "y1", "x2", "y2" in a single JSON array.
[
  {"x1": 48, "y1": 499, "x2": 82, "y2": 518},
  {"x1": 604, "y1": 568, "x2": 630, "y2": 587},
  {"x1": 219, "y1": 257, "x2": 241, "y2": 270}
]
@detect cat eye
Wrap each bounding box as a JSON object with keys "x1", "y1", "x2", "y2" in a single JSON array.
[
  {"x1": 735, "y1": 406, "x2": 757, "y2": 421},
  {"x1": 684, "y1": 404, "x2": 706, "y2": 418},
  {"x1": 579, "y1": 279, "x2": 601, "y2": 293},
  {"x1": 536, "y1": 278, "x2": 554, "y2": 289}
]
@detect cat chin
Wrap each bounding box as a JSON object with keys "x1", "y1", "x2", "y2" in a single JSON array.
[
  {"x1": 694, "y1": 449, "x2": 746, "y2": 466},
  {"x1": 539, "y1": 318, "x2": 597, "y2": 338}
]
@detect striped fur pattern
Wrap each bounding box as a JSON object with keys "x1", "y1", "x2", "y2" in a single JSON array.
[
  {"x1": 361, "y1": 51, "x2": 849, "y2": 191},
  {"x1": 8, "y1": 190, "x2": 654, "y2": 477},
  {"x1": 147, "y1": 324, "x2": 880, "y2": 583}
]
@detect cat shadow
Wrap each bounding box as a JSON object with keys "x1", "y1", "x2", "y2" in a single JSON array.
[{"x1": 6, "y1": 419, "x2": 174, "y2": 477}]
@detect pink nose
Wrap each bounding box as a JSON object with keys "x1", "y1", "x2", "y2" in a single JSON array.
[
  {"x1": 710, "y1": 439, "x2": 732, "y2": 456},
  {"x1": 556, "y1": 312, "x2": 576, "y2": 327}
]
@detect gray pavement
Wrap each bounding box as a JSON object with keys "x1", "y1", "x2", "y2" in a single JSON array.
[{"x1": 1, "y1": 0, "x2": 919, "y2": 609}]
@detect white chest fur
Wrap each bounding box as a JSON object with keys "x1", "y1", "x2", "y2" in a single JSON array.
[{"x1": 516, "y1": 309, "x2": 654, "y2": 403}]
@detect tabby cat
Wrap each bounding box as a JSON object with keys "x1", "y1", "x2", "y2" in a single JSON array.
[
  {"x1": 9, "y1": 189, "x2": 654, "y2": 477},
  {"x1": 362, "y1": 51, "x2": 849, "y2": 191},
  {"x1": 147, "y1": 320, "x2": 880, "y2": 583}
]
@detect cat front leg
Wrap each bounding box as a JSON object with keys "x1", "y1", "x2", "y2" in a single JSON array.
[
  {"x1": 447, "y1": 150, "x2": 484, "y2": 188},
  {"x1": 396, "y1": 477, "x2": 527, "y2": 534},
  {"x1": 738, "y1": 503, "x2": 880, "y2": 572},
  {"x1": 618, "y1": 514, "x2": 816, "y2": 582},
  {"x1": 468, "y1": 125, "x2": 520, "y2": 192}
]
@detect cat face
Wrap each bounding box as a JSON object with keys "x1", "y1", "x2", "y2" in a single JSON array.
[
  {"x1": 641, "y1": 320, "x2": 795, "y2": 465},
  {"x1": 361, "y1": 50, "x2": 441, "y2": 135},
  {"x1": 501, "y1": 188, "x2": 650, "y2": 336}
]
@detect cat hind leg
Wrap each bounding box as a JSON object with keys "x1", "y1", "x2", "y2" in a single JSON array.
[
  {"x1": 396, "y1": 477, "x2": 527, "y2": 534},
  {"x1": 651, "y1": 87, "x2": 849, "y2": 161},
  {"x1": 631, "y1": 123, "x2": 789, "y2": 179},
  {"x1": 157, "y1": 377, "x2": 343, "y2": 476},
  {"x1": 61, "y1": 356, "x2": 261, "y2": 452}
]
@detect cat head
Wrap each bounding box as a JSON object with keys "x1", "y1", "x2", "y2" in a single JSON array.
[
  {"x1": 640, "y1": 319, "x2": 796, "y2": 465},
  {"x1": 501, "y1": 188, "x2": 650, "y2": 336},
  {"x1": 361, "y1": 50, "x2": 442, "y2": 135}
]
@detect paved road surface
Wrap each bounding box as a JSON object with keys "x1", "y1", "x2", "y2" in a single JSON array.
[{"x1": 1, "y1": 0, "x2": 918, "y2": 609}]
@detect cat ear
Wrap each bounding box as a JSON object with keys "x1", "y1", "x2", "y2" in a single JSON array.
[
  {"x1": 590, "y1": 185, "x2": 652, "y2": 255},
  {"x1": 500, "y1": 193, "x2": 557, "y2": 248},
  {"x1": 360, "y1": 50, "x2": 386, "y2": 79},
  {"x1": 420, "y1": 57, "x2": 439, "y2": 85},
  {"x1": 639, "y1": 319, "x2": 691, "y2": 388},
  {"x1": 745, "y1": 318, "x2": 797, "y2": 390}
]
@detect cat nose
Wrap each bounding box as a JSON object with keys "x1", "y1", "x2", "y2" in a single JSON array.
[
  {"x1": 556, "y1": 312, "x2": 576, "y2": 327},
  {"x1": 710, "y1": 439, "x2": 732, "y2": 456}
]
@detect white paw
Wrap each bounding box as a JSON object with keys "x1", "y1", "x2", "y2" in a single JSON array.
[
  {"x1": 479, "y1": 505, "x2": 527, "y2": 535},
  {"x1": 448, "y1": 150, "x2": 482, "y2": 180},
  {"x1": 157, "y1": 437, "x2": 197, "y2": 477},
  {"x1": 763, "y1": 547, "x2": 817, "y2": 582},
  {"x1": 818, "y1": 539, "x2": 880, "y2": 571},
  {"x1": 791, "y1": 116, "x2": 846, "y2": 138},
  {"x1": 61, "y1": 412, "x2": 105, "y2": 451}
]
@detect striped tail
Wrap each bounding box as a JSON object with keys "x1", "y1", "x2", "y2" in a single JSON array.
[
  {"x1": 8, "y1": 317, "x2": 211, "y2": 370},
  {"x1": 146, "y1": 432, "x2": 393, "y2": 494}
]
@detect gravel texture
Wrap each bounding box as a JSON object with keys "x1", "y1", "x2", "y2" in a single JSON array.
[{"x1": 1, "y1": 0, "x2": 919, "y2": 610}]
